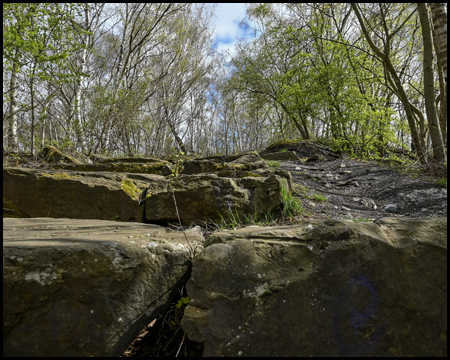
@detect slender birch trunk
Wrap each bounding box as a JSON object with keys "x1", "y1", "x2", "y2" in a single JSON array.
[
  {"x1": 418, "y1": 3, "x2": 446, "y2": 162},
  {"x1": 7, "y1": 49, "x2": 19, "y2": 152}
]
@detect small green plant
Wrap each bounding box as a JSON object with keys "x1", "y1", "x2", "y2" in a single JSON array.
[
  {"x1": 264, "y1": 160, "x2": 280, "y2": 167},
  {"x1": 293, "y1": 184, "x2": 308, "y2": 194},
  {"x1": 279, "y1": 148, "x2": 288, "y2": 153},
  {"x1": 171, "y1": 296, "x2": 190, "y2": 327},
  {"x1": 157, "y1": 293, "x2": 191, "y2": 357},
  {"x1": 168, "y1": 148, "x2": 185, "y2": 178},
  {"x1": 312, "y1": 192, "x2": 327, "y2": 202},
  {"x1": 436, "y1": 178, "x2": 447, "y2": 188},
  {"x1": 352, "y1": 218, "x2": 374, "y2": 223},
  {"x1": 265, "y1": 160, "x2": 280, "y2": 167},
  {"x1": 219, "y1": 206, "x2": 278, "y2": 229},
  {"x1": 281, "y1": 183, "x2": 304, "y2": 218},
  {"x1": 200, "y1": 206, "x2": 279, "y2": 234}
]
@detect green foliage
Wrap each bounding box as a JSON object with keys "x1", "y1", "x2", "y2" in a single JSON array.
[
  {"x1": 215, "y1": 207, "x2": 278, "y2": 230},
  {"x1": 168, "y1": 148, "x2": 185, "y2": 178},
  {"x1": 281, "y1": 183, "x2": 304, "y2": 218},
  {"x1": 436, "y1": 178, "x2": 447, "y2": 188},
  {"x1": 3, "y1": 3, "x2": 88, "y2": 83},
  {"x1": 3, "y1": 152, "x2": 24, "y2": 167},
  {"x1": 279, "y1": 148, "x2": 288, "y2": 153},
  {"x1": 170, "y1": 296, "x2": 190, "y2": 327},
  {"x1": 265, "y1": 160, "x2": 280, "y2": 167},
  {"x1": 229, "y1": 4, "x2": 400, "y2": 156},
  {"x1": 312, "y1": 192, "x2": 327, "y2": 202},
  {"x1": 293, "y1": 184, "x2": 308, "y2": 194}
]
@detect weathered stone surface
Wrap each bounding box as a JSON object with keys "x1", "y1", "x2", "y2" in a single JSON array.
[
  {"x1": 3, "y1": 167, "x2": 166, "y2": 221},
  {"x1": 200, "y1": 151, "x2": 264, "y2": 164},
  {"x1": 261, "y1": 140, "x2": 340, "y2": 160},
  {"x1": 180, "y1": 151, "x2": 295, "y2": 193},
  {"x1": 4, "y1": 164, "x2": 293, "y2": 225},
  {"x1": 306, "y1": 154, "x2": 327, "y2": 162},
  {"x1": 182, "y1": 151, "x2": 269, "y2": 176},
  {"x1": 40, "y1": 145, "x2": 83, "y2": 165},
  {"x1": 95, "y1": 156, "x2": 164, "y2": 164},
  {"x1": 3, "y1": 217, "x2": 202, "y2": 357},
  {"x1": 261, "y1": 151, "x2": 301, "y2": 161},
  {"x1": 146, "y1": 174, "x2": 287, "y2": 225},
  {"x1": 182, "y1": 217, "x2": 447, "y2": 357},
  {"x1": 51, "y1": 161, "x2": 173, "y2": 176}
]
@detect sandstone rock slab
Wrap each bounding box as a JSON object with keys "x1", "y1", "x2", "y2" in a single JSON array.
[
  {"x1": 262, "y1": 140, "x2": 340, "y2": 160},
  {"x1": 3, "y1": 167, "x2": 166, "y2": 221},
  {"x1": 40, "y1": 145, "x2": 83, "y2": 165},
  {"x1": 3, "y1": 218, "x2": 203, "y2": 357},
  {"x1": 182, "y1": 217, "x2": 447, "y2": 357},
  {"x1": 146, "y1": 174, "x2": 287, "y2": 225},
  {"x1": 181, "y1": 151, "x2": 269, "y2": 176},
  {"x1": 261, "y1": 151, "x2": 301, "y2": 161},
  {"x1": 51, "y1": 161, "x2": 173, "y2": 176}
]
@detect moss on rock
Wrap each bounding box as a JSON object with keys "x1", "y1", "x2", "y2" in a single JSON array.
[
  {"x1": 265, "y1": 139, "x2": 302, "y2": 151},
  {"x1": 40, "y1": 172, "x2": 81, "y2": 180},
  {"x1": 121, "y1": 179, "x2": 142, "y2": 200}
]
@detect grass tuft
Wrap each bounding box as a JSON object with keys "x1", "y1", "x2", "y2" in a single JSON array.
[
  {"x1": 281, "y1": 183, "x2": 304, "y2": 218},
  {"x1": 436, "y1": 178, "x2": 447, "y2": 188},
  {"x1": 265, "y1": 160, "x2": 280, "y2": 167},
  {"x1": 312, "y1": 192, "x2": 327, "y2": 202}
]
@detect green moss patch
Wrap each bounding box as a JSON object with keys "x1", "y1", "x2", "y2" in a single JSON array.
[
  {"x1": 266, "y1": 139, "x2": 301, "y2": 151},
  {"x1": 40, "y1": 172, "x2": 81, "y2": 180},
  {"x1": 121, "y1": 179, "x2": 142, "y2": 200}
]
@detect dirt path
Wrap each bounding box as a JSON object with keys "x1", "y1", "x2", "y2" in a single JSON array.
[{"x1": 280, "y1": 157, "x2": 447, "y2": 221}]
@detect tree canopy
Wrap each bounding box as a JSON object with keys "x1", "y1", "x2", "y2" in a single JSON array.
[{"x1": 3, "y1": 3, "x2": 447, "y2": 164}]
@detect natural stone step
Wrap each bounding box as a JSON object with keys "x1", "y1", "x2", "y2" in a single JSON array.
[
  {"x1": 50, "y1": 161, "x2": 173, "y2": 176},
  {"x1": 261, "y1": 151, "x2": 301, "y2": 161},
  {"x1": 182, "y1": 217, "x2": 447, "y2": 357},
  {"x1": 3, "y1": 167, "x2": 166, "y2": 221},
  {"x1": 146, "y1": 174, "x2": 288, "y2": 225},
  {"x1": 3, "y1": 218, "x2": 203, "y2": 357}
]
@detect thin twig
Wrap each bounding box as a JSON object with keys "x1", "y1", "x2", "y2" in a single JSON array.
[
  {"x1": 175, "y1": 332, "x2": 186, "y2": 357},
  {"x1": 172, "y1": 191, "x2": 196, "y2": 259},
  {"x1": 163, "y1": 326, "x2": 181, "y2": 352}
]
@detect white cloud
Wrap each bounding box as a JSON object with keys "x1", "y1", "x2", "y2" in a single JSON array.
[{"x1": 212, "y1": 3, "x2": 249, "y2": 58}]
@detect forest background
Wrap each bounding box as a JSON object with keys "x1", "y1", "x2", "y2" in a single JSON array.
[{"x1": 3, "y1": 3, "x2": 447, "y2": 164}]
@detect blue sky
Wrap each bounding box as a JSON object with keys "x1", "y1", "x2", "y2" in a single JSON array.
[{"x1": 212, "y1": 3, "x2": 252, "y2": 58}]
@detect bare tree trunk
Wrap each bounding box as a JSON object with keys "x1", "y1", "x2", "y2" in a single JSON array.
[
  {"x1": 429, "y1": 3, "x2": 447, "y2": 81},
  {"x1": 429, "y1": 3, "x2": 447, "y2": 147},
  {"x1": 351, "y1": 3, "x2": 426, "y2": 163},
  {"x1": 30, "y1": 64, "x2": 36, "y2": 155},
  {"x1": 72, "y1": 3, "x2": 90, "y2": 152},
  {"x1": 418, "y1": 3, "x2": 446, "y2": 162},
  {"x1": 7, "y1": 49, "x2": 19, "y2": 152}
]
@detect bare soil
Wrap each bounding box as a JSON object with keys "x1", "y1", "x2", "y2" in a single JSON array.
[{"x1": 280, "y1": 156, "x2": 447, "y2": 221}]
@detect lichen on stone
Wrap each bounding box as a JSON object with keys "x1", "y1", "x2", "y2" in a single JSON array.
[
  {"x1": 120, "y1": 179, "x2": 141, "y2": 200},
  {"x1": 40, "y1": 172, "x2": 81, "y2": 180}
]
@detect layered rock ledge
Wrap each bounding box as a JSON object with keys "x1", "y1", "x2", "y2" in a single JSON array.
[
  {"x1": 182, "y1": 217, "x2": 447, "y2": 357},
  {"x1": 3, "y1": 218, "x2": 203, "y2": 357}
]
